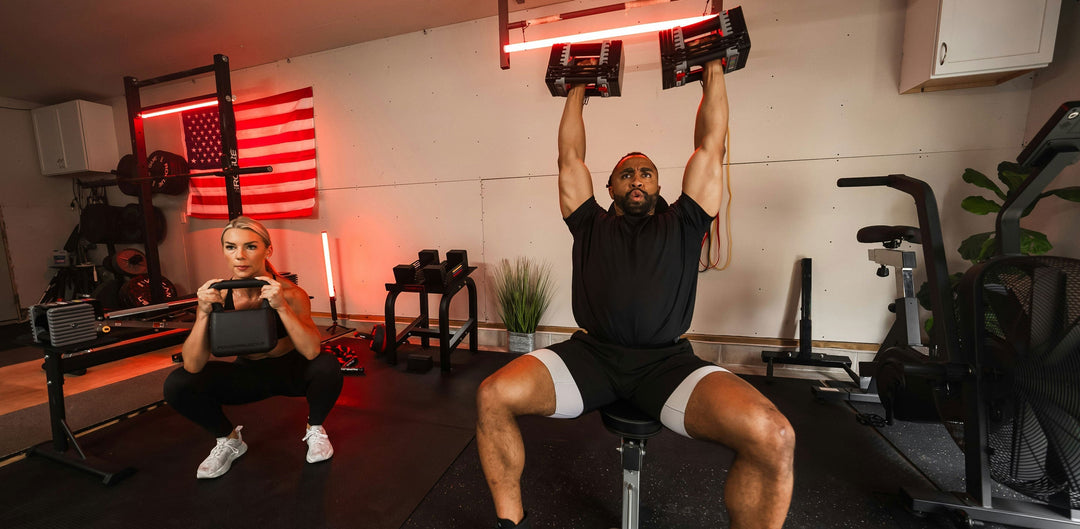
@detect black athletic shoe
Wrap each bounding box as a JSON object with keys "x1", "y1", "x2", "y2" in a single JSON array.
[{"x1": 496, "y1": 513, "x2": 530, "y2": 529}]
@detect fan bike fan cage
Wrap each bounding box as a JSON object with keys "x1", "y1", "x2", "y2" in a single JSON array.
[{"x1": 973, "y1": 255, "x2": 1080, "y2": 510}]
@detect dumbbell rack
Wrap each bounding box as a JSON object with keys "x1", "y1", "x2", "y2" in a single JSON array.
[{"x1": 382, "y1": 267, "x2": 478, "y2": 373}]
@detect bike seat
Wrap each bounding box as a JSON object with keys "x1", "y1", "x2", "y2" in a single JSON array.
[{"x1": 857, "y1": 225, "x2": 921, "y2": 245}]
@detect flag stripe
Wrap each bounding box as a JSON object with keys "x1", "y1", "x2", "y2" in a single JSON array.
[
  {"x1": 189, "y1": 175, "x2": 317, "y2": 196},
  {"x1": 187, "y1": 201, "x2": 315, "y2": 218},
  {"x1": 240, "y1": 139, "x2": 317, "y2": 160},
  {"x1": 189, "y1": 169, "x2": 318, "y2": 189},
  {"x1": 239, "y1": 159, "x2": 315, "y2": 174},
  {"x1": 237, "y1": 120, "x2": 311, "y2": 140},
  {"x1": 237, "y1": 129, "x2": 315, "y2": 150},
  {"x1": 236, "y1": 108, "x2": 314, "y2": 130},
  {"x1": 234, "y1": 87, "x2": 314, "y2": 111},
  {"x1": 190, "y1": 188, "x2": 317, "y2": 206},
  {"x1": 242, "y1": 149, "x2": 316, "y2": 167},
  {"x1": 235, "y1": 98, "x2": 313, "y2": 121}
]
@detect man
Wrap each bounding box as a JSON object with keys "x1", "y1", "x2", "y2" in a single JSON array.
[{"x1": 476, "y1": 59, "x2": 794, "y2": 529}]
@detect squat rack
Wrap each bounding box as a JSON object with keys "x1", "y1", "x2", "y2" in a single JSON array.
[{"x1": 122, "y1": 54, "x2": 264, "y2": 304}]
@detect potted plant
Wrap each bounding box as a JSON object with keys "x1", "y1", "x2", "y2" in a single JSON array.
[
  {"x1": 917, "y1": 161, "x2": 1080, "y2": 330},
  {"x1": 492, "y1": 257, "x2": 554, "y2": 354}
]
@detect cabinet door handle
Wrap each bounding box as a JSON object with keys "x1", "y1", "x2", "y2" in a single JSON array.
[{"x1": 939, "y1": 42, "x2": 947, "y2": 66}]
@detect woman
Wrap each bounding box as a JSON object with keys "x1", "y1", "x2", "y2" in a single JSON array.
[{"x1": 164, "y1": 216, "x2": 343, "y2": 479}]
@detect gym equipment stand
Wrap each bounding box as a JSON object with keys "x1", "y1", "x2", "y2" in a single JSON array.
[
  {"x1": 381, "y1": 268, "x2": 478, "y2": 373},
  {"x1": 28, "y1": 327, "x2": 190, "y2": 484},
  {"x1": 761, "y1": 259, "x2": 868, "y2": 396}
]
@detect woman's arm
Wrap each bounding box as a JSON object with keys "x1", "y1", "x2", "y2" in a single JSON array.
[
  {"x1": 261, "y1": 277, "x2": 322, "y2": 359},
  {"x1": 180, "y1": 279, "x2": 224, "y2": 373}
]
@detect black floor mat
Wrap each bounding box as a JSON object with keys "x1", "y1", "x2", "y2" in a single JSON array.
[
  {"x1": 1, "y1": 344, "x2": 1002, "y2": 529},
  {"x1": 405, "y1": 375, "x2": 953, "y2": 529},
  {"x1": 0, "y1": 341, "x2": 508, "y2": 529},
  {"x1": 850, "y1": 399, "x2": 1028, "y2": 529}
]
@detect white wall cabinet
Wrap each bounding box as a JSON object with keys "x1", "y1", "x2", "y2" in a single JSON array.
[
  {"x1": 31, "y1": 100, "x2": 119, "y2": 175},
  {"x1": 899, "y1": 0, "x2": 1061, "y2": 94}
]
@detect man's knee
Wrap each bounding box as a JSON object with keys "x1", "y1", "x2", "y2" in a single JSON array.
[
  {"x1": 744, "y1": 406, "x2": 796, "y2": 469},
  {"x1": 477, "y1": 370, "x2": 536, "y2": 417},
  {"x1": 476, "y1": 373, "x2": 512, "y2": 415},
  {"x1": 477, "y1": 355, "x2": 557, "y2": 419}
]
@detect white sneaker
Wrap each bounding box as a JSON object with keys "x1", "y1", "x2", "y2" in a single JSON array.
[
  {"x1": 196, "y1": 426, "x2": 247, "y2": 479},
  {"x1": 302, "y1": 424, "x2": 333, "y2": 463}
]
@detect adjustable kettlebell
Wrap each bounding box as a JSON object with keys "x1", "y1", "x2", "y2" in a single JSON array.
[{"x1": 208, "y1": 279, "x2": 278, "y2": 356}]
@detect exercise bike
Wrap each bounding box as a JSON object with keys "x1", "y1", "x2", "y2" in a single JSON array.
[
  {"x1": 814, "y1": 225, "x2": 925, "y2": 405},
  {"x1": 836, "y1": 100, "x2": 1080, "y2": 528}
]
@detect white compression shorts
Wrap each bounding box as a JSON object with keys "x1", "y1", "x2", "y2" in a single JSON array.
[{"x1": 527, "y1": 348, "x2": 728, "y2": 438}]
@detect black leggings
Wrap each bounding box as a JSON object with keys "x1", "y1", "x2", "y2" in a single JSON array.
[{"x1": 163, "y1": 351, "x2": 343, "y2": 438}]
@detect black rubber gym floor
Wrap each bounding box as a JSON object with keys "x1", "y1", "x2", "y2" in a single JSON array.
[{"x1": 0, "y1": 337, "x2": 994, "y2": 528}]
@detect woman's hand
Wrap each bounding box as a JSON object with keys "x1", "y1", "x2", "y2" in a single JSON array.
[
  {"x1": 196, "y1": 279, "x2": 225, "y2": 314},
  {"x1": 257, "y1": 276, "x2": 286, "y2": 310}
]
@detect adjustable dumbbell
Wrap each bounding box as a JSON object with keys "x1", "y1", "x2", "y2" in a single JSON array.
[
  {"x1": 545, "y1": 40, "x2": 624, "y2": 98},
  {"x1": 659, "y1": 6, "x2": 751, "y2": 90},
  {"x1": 393, "y1": 249, "x2": 440, "y2": 285},
  {"x1": 422, "y1": 249, "x2": 470, "y2": 288}
]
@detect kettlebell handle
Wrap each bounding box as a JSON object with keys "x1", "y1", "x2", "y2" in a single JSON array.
[
  {"x1": 210, "y1": 279, "x2": 269, "y2": 290},
  {"x1": 210, "y1": 279, "x2": 272, "y2": 312}
]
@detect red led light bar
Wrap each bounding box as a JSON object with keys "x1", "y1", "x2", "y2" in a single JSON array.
[
  {"x1": 321, "y1": 231, "x2": 336, "y2": 299},
  {"x1": 505, "y1": 15, "x2": 712, "y2": 53},
  {"x1": 139, "y1": 99, "x2": 218, "y2": 119}
]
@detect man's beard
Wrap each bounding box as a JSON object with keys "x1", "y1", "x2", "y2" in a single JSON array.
[{"x1": 614, "y1": 189, "x2": 658, "y2": 216}]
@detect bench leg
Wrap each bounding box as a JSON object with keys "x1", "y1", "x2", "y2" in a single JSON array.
[{"x1": 620, "y1": 438, "x2": 646, "y2": 529}]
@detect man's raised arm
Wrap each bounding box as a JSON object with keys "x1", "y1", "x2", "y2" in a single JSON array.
[
  {"x1": 682, "y1": 60, "x2": 729, "y2": 217},
  {"x1": 558, "y1": 85, "x2": 594, "y2": 218}
]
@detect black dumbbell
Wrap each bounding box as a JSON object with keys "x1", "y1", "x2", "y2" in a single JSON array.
[
  {"x1": 660, "y1": 6, "x2": 751, "y2": 90},
  {"x1": 421, "y1": 249, "x2": 471, "y2": 288},
  {"x1": 393, "y1": 249, "x2": 440, "y2": 285},
  {"x1": 354, "y1": 324, "x2": 387, "y2": 354},
  {"x1": 422, "y1": 261, "x2": 467, "y2": 288},
  {"x1": 546, "y1": 40, "x2": 624, "y2": 98},
  {"x1": 446, "y1": 249, "x2": 468, "y2": 270}
]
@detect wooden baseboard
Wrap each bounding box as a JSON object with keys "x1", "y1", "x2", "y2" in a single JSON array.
[{"x1": 311, "y1": 313, "x2": 880, "y2": 352}]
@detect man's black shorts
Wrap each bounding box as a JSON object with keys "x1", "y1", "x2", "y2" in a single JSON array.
[{"x1": 545, "y1": 331, "x2": 717, "y2": 419}]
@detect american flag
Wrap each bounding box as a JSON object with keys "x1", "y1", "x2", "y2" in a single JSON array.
[{"x1": 184, "y1": 87, "x2": 318, "y2": 219}]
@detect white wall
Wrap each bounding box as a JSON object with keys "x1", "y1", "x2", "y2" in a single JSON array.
[
  {"x1": 0, "y1": 98, "x2": 84, "y2": 309},
  {"x1": 5, "y1": 0, "x2": 1075, "y2": 346}
]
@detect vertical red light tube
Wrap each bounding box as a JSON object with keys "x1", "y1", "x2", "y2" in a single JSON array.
[{"x1": 321, "y1": 231, "x2": 338, "y2": 324}]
